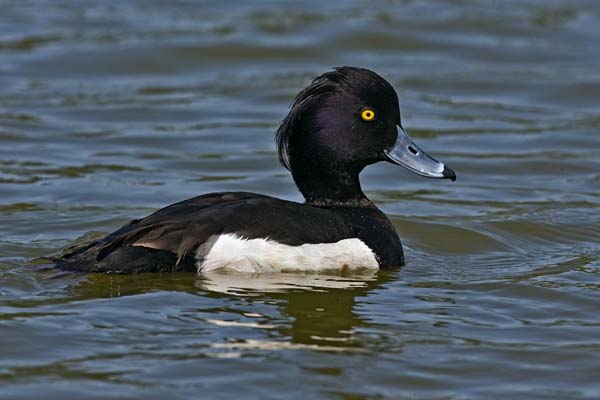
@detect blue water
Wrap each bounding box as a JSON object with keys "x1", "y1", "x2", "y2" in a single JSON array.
[{"x1": 1, "y1": 1, "x2": 600, "y2": 398}]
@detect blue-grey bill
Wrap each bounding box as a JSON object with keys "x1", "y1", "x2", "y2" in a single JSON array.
[{"x1": 383, "y1": 126, "x2": 456, "y2": 181}]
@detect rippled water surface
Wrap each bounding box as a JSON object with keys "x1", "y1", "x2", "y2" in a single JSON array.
[{"x1": 1, "y1": 1, "x2": 600, "y2": 398}]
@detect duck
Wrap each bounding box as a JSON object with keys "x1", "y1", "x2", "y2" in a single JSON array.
[{"x1": 56, "y1": 67, "x2": 456, "y2": 274}]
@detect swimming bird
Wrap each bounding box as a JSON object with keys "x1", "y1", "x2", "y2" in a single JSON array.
[{"x1": 56, "y1": 67, "x2": 456, "y2": 274}]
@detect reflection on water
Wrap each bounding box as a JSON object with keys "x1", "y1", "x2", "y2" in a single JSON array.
[
  {"x1": 61, "y1": 270, "x2": 387, "y2": 349},
  {"x1": 199, "y1": 270, "x2": 385, "y2": 348},
  {"x1": 197, "y1": 270, "x2": 379, "y2": 295},
  {"x1": 1, "y1": 0, "x2": 600, "y2": 398}
]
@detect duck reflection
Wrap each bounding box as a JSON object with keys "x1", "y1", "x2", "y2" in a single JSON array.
[
  {"x1": 197, "y1": 270, "x2": 394, "y2": 348},
  {"x1": 53, "y1": 269, "x2": 395, "y2": 350}
]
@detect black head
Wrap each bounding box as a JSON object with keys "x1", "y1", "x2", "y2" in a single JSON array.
[{"x1": 276, "y1": 67, "x2": 455, "y2": 205}]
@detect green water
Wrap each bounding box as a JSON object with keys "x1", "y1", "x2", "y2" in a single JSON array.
[{"x1": 1, "y1": 1, "x2": 600, "y2": 398}]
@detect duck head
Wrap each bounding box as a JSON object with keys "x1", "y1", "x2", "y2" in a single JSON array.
[{"x1": 276, "y1": 67, "x2": 455, "y2": 205}]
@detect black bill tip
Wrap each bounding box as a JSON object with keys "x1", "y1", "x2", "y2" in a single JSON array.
[{"x1": 443, "y1": 166, "x2": 457, "y2": 181}]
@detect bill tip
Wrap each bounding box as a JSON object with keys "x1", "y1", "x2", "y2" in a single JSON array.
[{"x1": 443, "y1": 166, "x2": 457, "y2": 181}]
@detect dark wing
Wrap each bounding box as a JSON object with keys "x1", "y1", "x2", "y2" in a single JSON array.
[{"x1": 57, "y1": 192, "x2": 352, "y2": 273}]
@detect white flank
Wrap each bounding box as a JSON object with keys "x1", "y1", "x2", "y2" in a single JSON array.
[{"x1": 197, "y1": 233, "x2": 379, "y2": 273}]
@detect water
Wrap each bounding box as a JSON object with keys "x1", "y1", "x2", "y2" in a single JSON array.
[{"x1": 1, "y1": 0, "x2": 599, "y2": 398}]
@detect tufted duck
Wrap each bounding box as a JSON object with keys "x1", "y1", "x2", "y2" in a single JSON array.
[{"x1": 56, "y1": 67, "x2": 456, "y2": 273}]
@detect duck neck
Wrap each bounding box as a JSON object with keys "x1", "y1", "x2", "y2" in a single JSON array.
[{"x1": 292, "y1": 168, "x2": 372, "y2": 207}]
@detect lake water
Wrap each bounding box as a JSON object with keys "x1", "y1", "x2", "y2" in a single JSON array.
[{"x1": 1, "y1": 1, "x2": 599, "y2": 398}]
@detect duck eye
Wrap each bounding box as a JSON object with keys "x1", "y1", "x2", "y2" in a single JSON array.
[{"x1": 360, "y1": 109, "x2": 375, "y2": 121}]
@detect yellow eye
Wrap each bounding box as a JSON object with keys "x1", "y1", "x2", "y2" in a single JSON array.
[{"x1": 361, "y1": 109, "x2": 375, "y2": 121}]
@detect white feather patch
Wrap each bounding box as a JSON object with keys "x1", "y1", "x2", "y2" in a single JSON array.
[{"x1": 197, "y1": 233, "x2": 379, "y2": 273}]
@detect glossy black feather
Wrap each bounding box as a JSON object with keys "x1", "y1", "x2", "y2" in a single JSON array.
[{"x1": 57, "y1": 192, "x2": 404, "y2": 273}]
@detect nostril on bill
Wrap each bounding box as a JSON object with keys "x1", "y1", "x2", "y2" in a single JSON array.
[{"x1": 408, "y1": 145, "x2": 419, "y2": 155}]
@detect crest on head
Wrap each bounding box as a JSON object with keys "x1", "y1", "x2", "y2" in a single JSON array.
[{"x1": 275, "y1": 66, "x2": 400, "y2": 171}]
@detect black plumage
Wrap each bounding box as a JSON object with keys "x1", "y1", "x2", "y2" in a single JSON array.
[{"x1": 58, "y1": 192, "x2": 404, "y2": 273}]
